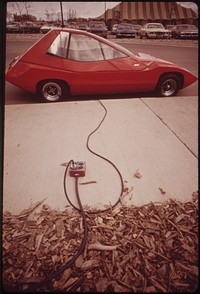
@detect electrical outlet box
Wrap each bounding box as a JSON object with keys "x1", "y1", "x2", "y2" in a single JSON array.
[{"x1": 69, "y1": 161, "x2": 86, "y2": 177}]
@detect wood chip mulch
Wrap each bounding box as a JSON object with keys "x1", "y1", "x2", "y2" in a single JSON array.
[{"x1": 2, "y1": 191, "x2": 198, "y2": 292}]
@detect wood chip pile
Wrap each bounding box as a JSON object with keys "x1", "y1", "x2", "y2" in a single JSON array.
[{"x1": 2, "y1": 191, "x2": 198, "y2": 292}]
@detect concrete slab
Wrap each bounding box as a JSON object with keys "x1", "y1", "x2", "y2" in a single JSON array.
[
  {"x1": 3, "y1": 98, "x2": 198, "y2": 214},
  {"x1": 141, "y1": 96, "x2": 198, "y2": 157}
]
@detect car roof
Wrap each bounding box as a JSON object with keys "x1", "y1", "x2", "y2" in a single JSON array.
[
  {"x1": 146, "y1": 22, "x2": 163, "y2": 24},
  {"x1": 48, "y1": 28, "x2": 84, "y2": 33},
  {"x1": 176, "y1": 24, "x2": 196, "y2": 27}
]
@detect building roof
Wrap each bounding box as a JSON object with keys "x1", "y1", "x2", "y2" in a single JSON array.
[{"x1": 97, "y1": 2, "x2": 197, "y2": 20}]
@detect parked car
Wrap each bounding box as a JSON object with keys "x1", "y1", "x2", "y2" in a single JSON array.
[
  {"x1": 111, "y1": 24, "x2": 118, "y2": 35},
  {"x1": 6, "y1": 22, "x2": 22, "y2": 33},
  {"x1": 166, "y1": 25, "x2": 174, "y2": 31},
  {"x1": 132, "y1": 24, "x2": 142, "y2": 35},
  {"x1": 76, "y1": 23, "x2": 88, "y2": 31},
  {"x1": 139, "y1": 23, "x2": 170, "y2": 39},
  {"x1": 171, "y1": 24, "x2": 198, "y2": 39},
  {"x1": 21, "y1": 21, "x2": 41, "y2": 33},
  {"x1": 66, "y1": 23, "x2": 76, "y2": 29},
  {"x1": 40, "y1": 24, "x2": 56, "y2": 34},
  {"x1": 87, "y1": 21, "x2": 108, "y2": 38},
  {"x1": 6, "y1": 28, "x2": 197, "y2": 102},
  {"x1": 116, "y1": 23, "x2": 136, "y2": 38}
]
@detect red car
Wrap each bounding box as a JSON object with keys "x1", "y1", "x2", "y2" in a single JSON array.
[{"x1": 6, "y1": 28, "x2": 197, "y2": 103}]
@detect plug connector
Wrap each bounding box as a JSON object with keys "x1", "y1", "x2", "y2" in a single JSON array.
[{"x1": 69, "y1": 161, "x2": 86, "y2": 177}]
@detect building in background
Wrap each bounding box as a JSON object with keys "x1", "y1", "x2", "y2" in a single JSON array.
[{"x1": 97, "y1": 2, "x2": 198, "y2": 29}]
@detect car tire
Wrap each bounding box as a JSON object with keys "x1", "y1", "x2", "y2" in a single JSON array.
[
  {"x1": 37, "y1": 80, "x2": 68, "y2": 103},
  {"x1": 156, "y1": 74, "x2": 181, "y2": 97}
]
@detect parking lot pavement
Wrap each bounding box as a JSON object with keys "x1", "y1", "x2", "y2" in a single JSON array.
[
  {"x1": 6, "y1": 33, "x2": 198, "y2": 47},
  {"x1": 112, "y1": 37, "x2": 198, "y2": 47},
  {"x1": 3, "y1": 97, "x2": 198, "y2": 214}
]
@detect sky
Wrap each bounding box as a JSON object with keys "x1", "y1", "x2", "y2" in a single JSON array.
[
  {"x1": 7, "y1": 1, "x2": 121, "y2": 20},
  {"x1": 6, "y1": 1, "x2": 198, "y2": 21}
]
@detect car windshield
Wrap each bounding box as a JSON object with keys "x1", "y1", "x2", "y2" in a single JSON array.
[
  {"x1": 148, "y1": 24, "x2": 164, "y2": 28},
  {"x1": 90, "y1": 22, "x2": 105, "y2": 28},
  {"x1": 178, "y1": 25, "x2": 197, "y2": 30},
  {"x1": 9, "y1": 22, "x2": 19, "y2": 25},
  {"x1": 78, "y1": 24, "x2": 87, "y2": 28},
  {"x1": 118, "y1": 24, "x2": 133, "y2": 29}
]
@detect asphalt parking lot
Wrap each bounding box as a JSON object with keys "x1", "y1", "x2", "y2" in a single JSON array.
[{"x1": 6, "y1": 32, "x2": 198, "y2": 46}]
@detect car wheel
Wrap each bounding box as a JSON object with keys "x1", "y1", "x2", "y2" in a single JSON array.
[
  {"x1": 37, "y1": 80, "x2": 68, "y2": 102},
  {"x1": 156, "y1": 74, "x2": 180, "y2": 97}
]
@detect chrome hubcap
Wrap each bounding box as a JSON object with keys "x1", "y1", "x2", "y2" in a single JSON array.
[
  {"x1": 42, "y1": 82, "x2": 62, "y2": 101},
  {"x1": 161, "y1": 79, "x2": 177, "y2": 96}
]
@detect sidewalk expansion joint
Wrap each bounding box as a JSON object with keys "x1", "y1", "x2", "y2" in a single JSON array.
[{"x1": 139, "y1": 98, "x2": 198, "y2": 159}]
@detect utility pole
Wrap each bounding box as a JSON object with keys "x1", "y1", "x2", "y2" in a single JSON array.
[
  {"x1": 105, "y1": 2, "x2": 106, "y2": 23},
  {"x1": 60, "y1": 1, "x2": 64, "y2": 27}
]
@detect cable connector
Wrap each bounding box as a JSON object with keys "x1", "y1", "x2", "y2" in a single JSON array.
[{"x1": 69, "y1": 161, "x2": 86, "y2": 177}]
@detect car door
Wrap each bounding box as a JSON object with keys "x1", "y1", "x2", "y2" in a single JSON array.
[
  {"x1": 106, "y1": 55, "x2": 154, "y2": 93},
  {"x1": 65, "y1": 33, "x2": 119, "y2": 95}
]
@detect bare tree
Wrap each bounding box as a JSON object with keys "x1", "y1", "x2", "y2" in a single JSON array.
[
  {"x1": 45, "y1": 9, "x2": 50, "y2": 22},
  {"x1": 168, "y1": 2, "x2": 176, "y2": 25},
  {"x1": 12, "y1": 2, "x2": 25, "y2": 20},
  {"x1": 114, "y1": 10, "x2": 121, "y2": 23},
  {"x1": 24, "y1": 2, "x2": 31, "y2": 15},
  {"x1": 50, "y1": 9, "x2": 55, "y2": 21},
  {"x1": 6, "y1": 11, "x2": 13, "y2": 22}
]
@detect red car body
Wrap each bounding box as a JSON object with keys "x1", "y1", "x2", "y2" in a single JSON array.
[{"x1": 6, "y1": 28, "x2": 197, "y2": 102}]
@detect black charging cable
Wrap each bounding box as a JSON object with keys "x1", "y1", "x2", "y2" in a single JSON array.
[
  {"x1": 22, "y1": 166, "x2": 88, "y2": 292},
  {"x1": 63, "y1": 100, "x2": 124, "y2": 214}
]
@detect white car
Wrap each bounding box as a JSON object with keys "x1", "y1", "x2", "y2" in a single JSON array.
[
  {"x1": 40, "y1": 24, "x2": 56, "y2": 34},
  {"x1": 139, "y1": 23, "x2": 170, "y2": 39},
  {"x1": 111, "y1": 24, "x2": 118, "y2": 35}
]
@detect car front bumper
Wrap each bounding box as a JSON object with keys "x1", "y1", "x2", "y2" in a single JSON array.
[{"x1": 179, "y1": 32, "x2": 198, "y2": 39}]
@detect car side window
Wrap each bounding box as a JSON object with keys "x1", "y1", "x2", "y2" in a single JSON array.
[
  {"x1": 47, "y1": 31, "x2": 69, "y2": 58},
  {"x1": 68, "y1": 34, "x2": 104, "y2": 62},
  {"x1": 100, "y1": 42, "x2": 127, "y2": 60}
]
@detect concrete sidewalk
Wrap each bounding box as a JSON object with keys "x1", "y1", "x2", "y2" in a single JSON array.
[{"x1": 3, "y1": 97, "x2": 198, "y2": 214}]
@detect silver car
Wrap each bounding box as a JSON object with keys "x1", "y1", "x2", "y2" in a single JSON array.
[{"x1": 139, "y1": 23, "x2": 170, "y2": 39}]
